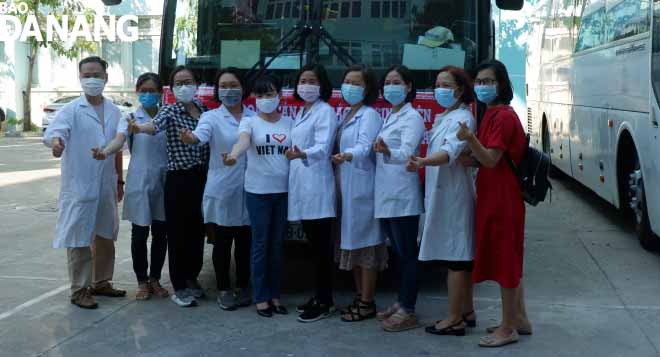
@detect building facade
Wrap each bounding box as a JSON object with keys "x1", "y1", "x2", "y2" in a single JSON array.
[{"x1": 0, "y1": 0, "x2": 164, "y2": 129}]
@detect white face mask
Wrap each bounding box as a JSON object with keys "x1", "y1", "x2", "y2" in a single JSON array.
[
  {"x1": 256, "y1": 96, "x2": 280, "y2": 113},
  {"x1": 297, "y1": 84, "x2": 320, "y2": 103},
  {"x1": 172, "y1": 84, "x2": 197, "y2": 103},
  {"x1": 80, "y1": 78, "x2": 105, "y2": 97}
]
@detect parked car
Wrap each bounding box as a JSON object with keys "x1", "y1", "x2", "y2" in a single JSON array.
[{"x1": 42, "y1": 95, "x2": 134, "y2": 131}]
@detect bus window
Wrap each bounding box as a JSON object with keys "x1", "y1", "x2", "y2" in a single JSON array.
[
  {"x1": 160, "y1": 0, "x2": 479, "y2": 89},
  {"x1": 575, "y1": 0, "x2": 606, "y2": 51},
  {"x1": 320, "y1": 0, "x2": 478, "y2": 87},
  {"x1": 605, "y1": 0, "x2": 650, "y2": 43}
]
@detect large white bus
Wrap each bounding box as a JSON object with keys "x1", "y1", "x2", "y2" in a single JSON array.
[{"x1": 526, "y1": 0, "x2": 660, "y2": 249}]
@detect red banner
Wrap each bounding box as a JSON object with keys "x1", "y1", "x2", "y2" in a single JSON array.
[{"x1": 163, "y1": 86, "x2": 445, "y2": 157}]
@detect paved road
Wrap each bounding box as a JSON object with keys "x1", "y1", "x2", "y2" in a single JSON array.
[{"x1": 1, "y1": 136, "x2": 660, "y2": 357}]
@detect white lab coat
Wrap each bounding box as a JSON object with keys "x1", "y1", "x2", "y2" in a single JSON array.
[
  {"x1": 374, "y1": 103, "x2": 425, "y2": 218},
  {"x1": 288, "y1": 100, "x2": 337, "y2": 221},
  {"x1": 336, "y1": 106, "x2": 383, "y2": 250},
  {"x1": 119, "y1": 107, "x2": 168, "y2": 227},
  {"x1": 419, "y1": 107, "x2": 476, "y2": 261},
  {"x1": 194, "y1": 105, "x2": 255, "y2": 226},
  {"x1": 43, "y1": 96, "x2": 120, "y2": 248}
]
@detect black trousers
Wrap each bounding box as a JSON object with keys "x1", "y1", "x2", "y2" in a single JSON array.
[
  {"x1": 131, "y1": 221, "x2": 167, "y2": 283},
  {"x1": 211, "y1": 225, "x2": 251, "y2": 291},
  {"x1": 164, "y1": 167, "x2": 207, "y2": 292},
  {"x1": 302, "y1": 218, "x2": 335, "y2": 305}
]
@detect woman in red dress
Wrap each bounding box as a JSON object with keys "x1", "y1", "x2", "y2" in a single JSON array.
[{"x1": 456, "y1": 60, "x2": 532, "y2": 348}]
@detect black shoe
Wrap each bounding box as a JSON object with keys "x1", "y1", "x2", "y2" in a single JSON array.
[
  {"x1": 425, "y1": 320, "x2": 466, "y2": 336},
  {"x1": 270, "y1": 302, "x2": 288, "y2": 315},
  {"x1": 296, "y1": 297, "x2": 315, "y2": 313},
  {"x1": 462, "y1": 311, "x2": 477, "y2": 328},
  {"x1": 298, "y1": 300, "x2": 336, "y2": 323},
  {"x1": 256, "y1": 306, "x2": 273, "y2": 318}
]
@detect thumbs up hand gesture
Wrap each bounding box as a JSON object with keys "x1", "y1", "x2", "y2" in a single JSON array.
[
  {"x1": 179, "y1": 128, "x2": 197, "y2": 145},
  {"x1": 222, "y1": 153, "x2": 237, "y2": 166},
  {"x1": 373, "y1": 137, "x2": 390, "y2": 156},
  {"x1": 285, "y1": 145, "x2": 305, "y2": 161},
  {"x1": 127, "y1": 119, "x2": 141, "y2": 134},
  {"x1": 456, "y1": 121, "x2": 474, "y2": 142},
  {"x1": 51, "y1": 138, "x2": 65, "y2": 158},
  {"x1": 91, "y1": 147, "x2": 107, "y2": 161},
  {"x1": 406, "y1": 155, "x2": 424, "y2": 172}
]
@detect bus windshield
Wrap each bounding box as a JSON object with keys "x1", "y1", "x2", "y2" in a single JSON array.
[{"x1": 160, "y1": 0, "x2": 479, "y2": 89}]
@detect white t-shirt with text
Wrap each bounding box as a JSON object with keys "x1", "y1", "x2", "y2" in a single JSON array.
[{"x1": 238, "y1": 115, "x2": 293, "y2": 194}]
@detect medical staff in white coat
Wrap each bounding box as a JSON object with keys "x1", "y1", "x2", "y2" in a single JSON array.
[
  {"x1": 286, "y1": 64, "x2": 338, "y2": 323},
  {"x1": 407, "y1": 66, "x2": 477, "y2": 337},
  {"x1": 44, "y1": 56, "x2": 126, "y2": 309},
  {"x1": 331, "y1": 65, "x2": 386, "y2": 322},
  {"x1": 373, "y1": 65, "x2": 425, "y2": 332},
  {"x1": 94, "y1": 72, "x2": 170, "y2": 301},
  {"x1": 180, "y1": 68, "x2": 254, "y2": 311}
]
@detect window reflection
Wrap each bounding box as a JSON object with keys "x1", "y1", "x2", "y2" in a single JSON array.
[{"x1": 165, "y1": 0, "x2": 477, "y2": 88}]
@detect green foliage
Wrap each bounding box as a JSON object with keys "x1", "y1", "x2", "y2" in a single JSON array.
[{"x1": 173, "y1": 0, "x2": 198, "y2": 58}]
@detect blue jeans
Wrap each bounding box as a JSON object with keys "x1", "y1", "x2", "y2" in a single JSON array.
[
  {"x1": 246, "y1": 192, "x2": 288, "y2": 304},
  {"x1": 380, "y1": 215, "x2": 420, "y2": 312}
]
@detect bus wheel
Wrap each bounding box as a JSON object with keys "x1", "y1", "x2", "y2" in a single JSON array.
[{"x1": 628, "y1": 158, "x2": 658, "y2": 251}]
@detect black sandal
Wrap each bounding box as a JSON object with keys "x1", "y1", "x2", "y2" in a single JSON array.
[
  {"x1": 425, "y1": 320, "x2": 466, "y2": 336},
  {"x1": 462, "y1": 310, "x2": 476, "y2": 328},
  {"x1": 340, "y1": 294, "x2": 362, "y2": 315},
  {"x1": 340, "y1": 300, "x2": 377, "y2": 322}
]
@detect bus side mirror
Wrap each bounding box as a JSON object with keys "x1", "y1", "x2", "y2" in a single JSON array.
[
  {"x1": 496, "y1": 0, "x2": 524, "y2": 10},
  {"x1": 101, "y1": 0, "x2": 122, "y2": 5}
]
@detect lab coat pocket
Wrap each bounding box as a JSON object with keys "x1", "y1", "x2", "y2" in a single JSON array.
[
  {"x1": 125, "y1": 167, "x2": 149, "y2": 195},
  {"x1": 300, "y1": 161, "x2": 324, "y2": 197},
  {"x1": 350, "y1": 166, "x2": 374, "y2": 200}
]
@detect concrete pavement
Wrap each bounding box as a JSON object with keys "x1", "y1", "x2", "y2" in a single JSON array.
[{"x1": 1, "y1": 136, "x2": 660, "y2": 356}]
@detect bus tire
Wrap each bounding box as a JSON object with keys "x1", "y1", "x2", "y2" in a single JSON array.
[
  {"x1": 628, "y1": 153, "x2": 658, "y2": 251},
  {"x1": 542, "y1": 118, "x2": 562, "y2": 179}
]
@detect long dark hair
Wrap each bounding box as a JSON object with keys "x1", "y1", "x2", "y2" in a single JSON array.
[
  {"x1": 135, "y1": 72, "x2": 162, "y2": 92},
  {"x1": 214, "y1": 67, "x2": 248, "y2": 102},
  {"x1": 168, "y1": 65, "x2": 198, "y2": 88},
  {"x1": 343, "y1": 64, "x2": 379, "y2": 106},
  {"x1": 381, "y1": 65, "x2": 416, "y2": 103},
  {"x1": 473, "y1": 60, "x2": 514, "y2": 105},
  {"x1": 294, "y1": 64, "x2": 333, "y2": 101}
]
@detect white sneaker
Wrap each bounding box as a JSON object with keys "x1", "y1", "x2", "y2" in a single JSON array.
[{"x1": 171, "y1": 290, "x2": 197, "y2": 307}]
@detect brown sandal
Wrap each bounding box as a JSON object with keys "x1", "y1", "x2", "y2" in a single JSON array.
[
  {"x1": 149, "y1": 279, "x2": 170, "y2": 298},
  {"x1": 136, "y1": 283, "x2": 150, "y2": 301}
]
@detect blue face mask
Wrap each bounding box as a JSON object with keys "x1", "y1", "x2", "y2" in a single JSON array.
[
  {"x1": 474, "y1": 85, "x2": 498, "y2": 104},
  {"x1": 341, "y1": 84, "x2": 365, "y2": 106},
  {"x1": 138, "y1": 92, "x2": 160, "y2": 108},
  {"x1": 434, "y1": 87, "x2": 458, "y2": 109},
  {"x1": 383, "y1": 85, "x2": 407, "y2": 106}
]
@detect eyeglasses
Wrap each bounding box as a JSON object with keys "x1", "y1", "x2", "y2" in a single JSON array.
[
  {"x1": 174, "y1": 80, "x2": 195, "y2": 86},
  {"x1": 474, "y1": 78, "x2": 497, "y2": 86}
]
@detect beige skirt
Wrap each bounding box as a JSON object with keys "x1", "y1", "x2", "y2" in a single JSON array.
[{"x1": 336, "y1": 243, "x2": 389, "y2": 271}]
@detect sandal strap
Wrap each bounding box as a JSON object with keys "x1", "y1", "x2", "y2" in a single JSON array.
[{"x1": 343, "y1": 300, "x2": 377, "y2": 321}]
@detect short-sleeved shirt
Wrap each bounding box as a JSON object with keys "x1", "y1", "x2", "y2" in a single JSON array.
[
  {"x1": 153, "y1": 100, "x2": 210, "y2": 171},
  {"x1": 238, "y1": 115, "x2": 293, "y2": 194}
]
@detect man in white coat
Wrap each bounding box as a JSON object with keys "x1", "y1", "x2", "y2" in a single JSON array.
[{"x1": 43, "y1": 56, "x2": 126, "y2": 309}]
